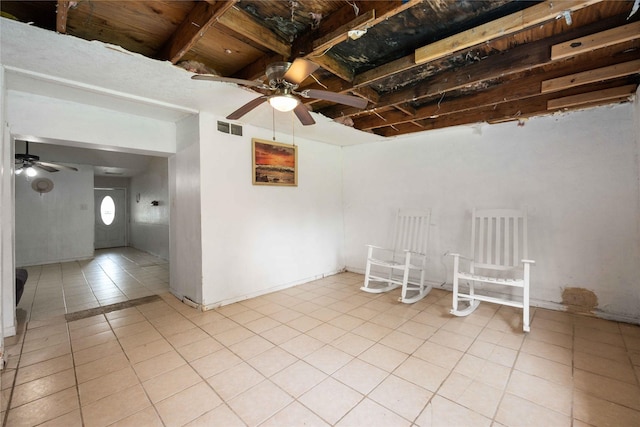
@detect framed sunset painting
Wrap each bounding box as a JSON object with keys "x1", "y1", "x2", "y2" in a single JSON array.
[{"x1": 252, "y1": 138, "x2": 298, "y2": 186}]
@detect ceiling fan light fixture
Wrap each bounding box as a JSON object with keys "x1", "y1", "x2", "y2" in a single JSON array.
[
  {"x1": 269, "y1": 94, "x2": 299, "y2": 112},
  {"x1": 26, "y1": 166, "x2": 37, "y2": 177}
]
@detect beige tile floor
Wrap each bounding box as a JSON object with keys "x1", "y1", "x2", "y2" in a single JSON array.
[{"x1": 2, "y1": 248, "x2": 640, "y2": 426}]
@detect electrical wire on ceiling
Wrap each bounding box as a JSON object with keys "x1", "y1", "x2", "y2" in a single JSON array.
[
  {"x1": 309, "y1": 73, "x2": 328, "y2": 89},
  {"x1": 345, "y1": 0, "x2": 360, "y2": 17}
]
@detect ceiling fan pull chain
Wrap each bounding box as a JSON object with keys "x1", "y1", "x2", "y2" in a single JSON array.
[{"x1": 272, "y1": 108, "x2": 276, "y2": 141}]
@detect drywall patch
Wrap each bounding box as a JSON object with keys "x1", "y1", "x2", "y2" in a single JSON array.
[{"x1": 562, "y1": 287, "x2": 598, "y2": 314}]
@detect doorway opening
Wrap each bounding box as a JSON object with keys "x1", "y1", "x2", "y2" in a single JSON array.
[{"x1": 95, "y1": 188, "x2": 127, "y2": 249}]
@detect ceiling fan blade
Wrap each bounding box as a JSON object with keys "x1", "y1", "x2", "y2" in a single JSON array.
[
  {"x1": 34, "y1": 163, "x2": 59, "y2": 173},
  {"x1": 283, "y1": 58, "x2": 319, "y2": 85},
  {"x1": 227, "y1": 96, "x2": 269, "y2": 120},
  {"x1": 192, "y1": 74, "x2": 269, "y2": 89},
  {"x1": 293, "y1": 104, "x2": 316, "y2": 126},
  {"x1": 36, "y1": 161, "x2": 78, "y2": 172},
  {"x1": 301, "y1": 89, "x2": 368, "y2": 109}
]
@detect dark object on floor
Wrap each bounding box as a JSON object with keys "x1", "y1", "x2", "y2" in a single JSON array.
[
  {"x1": 16, "y1": 268, "x2": 28, "y2": 306},
  {"x1": 64, "y1": 294, "x2": 163, "y2": 322}
]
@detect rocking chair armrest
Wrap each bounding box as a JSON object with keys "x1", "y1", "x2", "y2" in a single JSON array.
[
  {"x1": 366, "y1": 245, "x2": 388, "y2": 249},
  {"x1": 366, "y1": 244, "x2": 394, "y2": 255},
  {"x1": 366, "y1": 244, "x2": 393, "y2": 251},
  {"x1": 402, "y1": 249, "x2": 426, "y2": 257},
  {"x1": 446, "y1": 251, "x2": 472, "y2": 261}
]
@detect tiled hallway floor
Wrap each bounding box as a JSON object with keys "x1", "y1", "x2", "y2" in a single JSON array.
[{"x1": 2, "y1": 249, "x2": 640, "y2": 426}]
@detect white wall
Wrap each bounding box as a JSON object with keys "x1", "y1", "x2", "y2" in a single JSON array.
[
  {"x1": 15, "y1": 164, "x2": 94, "y2": 266},
  {"x1": 169, "y1": 114, "x2": 202, "y2": 303},
  {"x1": 1, "y1": 66, "x2": 12, "y2": 339},
  {"x1": 636, "y1": 87, "x2": 640, "y2": 265},
  {"x1": 8, "y1": 91, "x2": 176, "y2": 155},
  {"x1": 130, "y1": 158, "x2": 169, "y2": 259},
  {"x1": 94, "y1": 176, "x2": 130, "y2": 189},
  {"x1": 198, "y1": 115, "x2": 345, "y2": 308},
  {"x1": 343, "y1": 103, "x2": 640, "y2": 322}
]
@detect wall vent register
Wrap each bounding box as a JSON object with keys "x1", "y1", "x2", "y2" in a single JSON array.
[{"x1": 217, "y1": 121, "x2": 243, "y2": 136}]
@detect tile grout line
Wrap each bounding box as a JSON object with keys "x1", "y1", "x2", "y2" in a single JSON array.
[
  {"x1": 2, "y1": 264, "x2": 46, "y2": 425},
  {"x1": 488, "y1": 306, "x2": 535, "y2": 426}
]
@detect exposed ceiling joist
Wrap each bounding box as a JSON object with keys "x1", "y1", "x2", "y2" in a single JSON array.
[
  {"x1": 551, "y1": 20, "x2": 640, "y2": 60},
  {"x1": 55, "y1": 0, "x2": 69, "y2": 34},
  {"x1": 547, "y1": 84, "x2": 637, "y2": 109},
  {"x1": 295, "y1": 0, "x2": 426, "y2": 93},
  {"x1": 312, "y1": 10, "x2": 375, "y2": 54},
  {"x1": 324, "y1": 14, "x2": 637, "y2": 122},
  {"x1": 217, "y1": 6, "x2": 290, "y2": 57},
  {"x1": 352, "y1": 55, "x2": 416, "y2": 89},
  {"x1": 414, "y1": 0, "x2": 604, "y2": 65},
  {"x1": 158, "y1": 0, "x2": 238, "y2": 64},
  {"x1": 541, "y1": 59, "x2": 640, "y2": 93},
  {"x1": 355, "y1": 39, "x2": 640, "y2": 130}
]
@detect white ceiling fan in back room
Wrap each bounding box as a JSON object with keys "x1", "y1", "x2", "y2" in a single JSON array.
[{"x1": 192, "y1": 58, "x2": 368, "y2": 126}]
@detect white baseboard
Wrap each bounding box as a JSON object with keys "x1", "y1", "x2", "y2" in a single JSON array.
[{"x1": 3, "y1": 325, "x2": 16, "y2": 338}]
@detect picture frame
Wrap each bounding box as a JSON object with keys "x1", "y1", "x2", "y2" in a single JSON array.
[{"x1": 252, "y1": 138, "x2": 298, "y2": 186}]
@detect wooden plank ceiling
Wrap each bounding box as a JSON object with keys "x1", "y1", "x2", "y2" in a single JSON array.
[{"x1": 2, "y1": 0, "x2": 639, "y2": 137}]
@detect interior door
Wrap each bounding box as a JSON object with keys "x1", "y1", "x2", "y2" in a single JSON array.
[{"x1": 94, "y1": 188, "x2": 126, "y2": 249}]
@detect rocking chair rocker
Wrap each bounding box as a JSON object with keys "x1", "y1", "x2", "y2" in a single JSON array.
[{"x1": 361, "y1": 209, "x2": 432, "y2": 304}]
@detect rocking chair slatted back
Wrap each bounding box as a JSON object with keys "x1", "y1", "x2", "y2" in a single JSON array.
[
  {"x1": 471, "y1": 209, "x2": 528, "y2": 271},
  {"x1": 394, "y1": 209, "x2": 431, "y2": 256}
]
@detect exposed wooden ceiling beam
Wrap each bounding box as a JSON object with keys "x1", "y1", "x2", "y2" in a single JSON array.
[
  {"x1": 157, "y1": 0, "x2": 238, "y2": 64},
  {"x1": 547, "y1": 84, "x2": 637, "y2": 109},
  {"x1": 541, "y1": 59, "x2": 640, "y2": 93},
  {"x1": 360, "y1": 74, "x2": 637, "y2": 132},
  {"x1": 312, "y1": 10, "x2": 376, "y2": 54},
  {"x1": 351, "y1": 86, "x2": 379, "y2": 104},
  {"x1": 353, "y1": 43, "x2": 640, "y2": 130},
  {"x1": 551, "y1": 20, "x2": 640, "y2": 60},
  {"x1": 375, "y1": 97, "x2": 550, "y2": 137},
  {"x1": 351, "y1": 3, "x2": 632, "y2": 91},
  {"x1": 217, "y1": 7, "x2": 290, "y2": 58},
  {"x1": 414, "y1": 0, "x2": 604, "y2": 65},
  {"x1": 322, "y1": 35, "x2": 550, "y2": 119},
  {"x1": 292, "y1": 0, "x2": 421, "y2": 58},
  {"x1": 353, "y1": 54, "x2": 416, "y2": 88},
  {"x1": 291, "y1": 0, "x2": 421, "y2": 84},
  {"x1": 55, "y1": 1, "x2": 69, "y2": 34},
  {"x1": 320, "y1": 15, "x2": 633, "y2": 120},
  {"x1": 374, "y1": 77, "x2": 636, "y2": 137},
  {"x1": 309, "y1": 55, "x2": 354, "y2": 83},
  {"x1": 234, "y1": 53, "x2": 285, "y2": 81},
  {"x1": 394, "y1": 104, "x2": 416, "y2": 116}
]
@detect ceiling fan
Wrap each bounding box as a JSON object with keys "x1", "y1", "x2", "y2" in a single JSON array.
[
  {"x1": 192, "y1": 58, "x2": 368, "y2": 126},
  {"x1": 15, "y1": 141, "x2": 78, "y2": 177}
]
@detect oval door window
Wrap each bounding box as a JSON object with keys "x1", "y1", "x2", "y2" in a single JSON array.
[{"x1": 100, "y1": 195, "x2": 116, "y2": 226}]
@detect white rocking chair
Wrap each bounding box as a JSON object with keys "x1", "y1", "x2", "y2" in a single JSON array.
[
  {"x1": 449, "y1": 209, "x2": 535, "y2": 332},
  {"x1": 361, "y1": 209, "x2": 432, "y2": 304}
]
